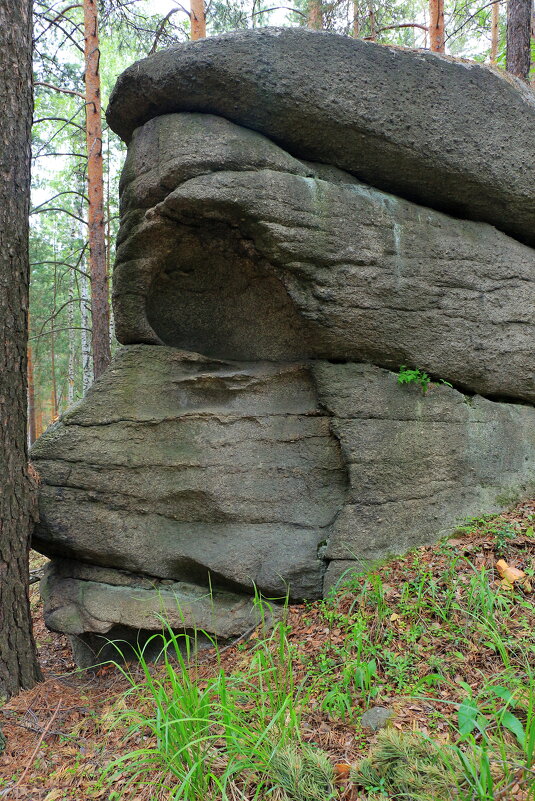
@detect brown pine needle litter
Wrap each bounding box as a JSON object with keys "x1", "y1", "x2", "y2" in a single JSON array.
[{"x1": 1, "y1": 500, "x2": 534, "y2": 801}]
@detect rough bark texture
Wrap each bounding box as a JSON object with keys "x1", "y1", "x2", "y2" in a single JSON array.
[
  {"x1": 190, "y1": 0, "x2": 206, "y2": 40},
  {"x1": 507, "y1": 0, "x2": 533, "y2": 78},
  {"x1": 491, "y1": 0, "x2": 500, "y2": 63},
  {"x1": 308, "y1": 0, "x2": 323, "y2": 29},
  {"x1": 84, "y1": 0, "x2": 111, "y2": 378},
  {"x1": 106, "y1": 28, "x2": 535, "y2": 248},
  {"x1": 429, "y1": 0, "x2": 445, "y2": 51},
  {"x1": 0, "y1": 0, "x2": 42, "y2": 697}
]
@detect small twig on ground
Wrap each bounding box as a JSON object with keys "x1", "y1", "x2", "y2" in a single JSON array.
[{"x1": 10, "y1": 700, "x2": 62, "y2": 790}]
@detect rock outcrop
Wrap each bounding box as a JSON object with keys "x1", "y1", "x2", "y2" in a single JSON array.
[
  {"x1": 107, "y1": 27, "x2": 535, "y2": 247},
  {"x1": 114, "y1": 113, "x2": 535, "y2": 403},
  {"x1": 32, "y1": 30, "x2": 535, "y2": 664}
]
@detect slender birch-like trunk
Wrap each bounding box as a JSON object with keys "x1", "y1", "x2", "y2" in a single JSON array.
[
  {"x1": 80, "y1": 262, "x2": 93, "y2": 394},
  {"x1": 67, "y1": 265, "x2": 76, "y2": 405}
]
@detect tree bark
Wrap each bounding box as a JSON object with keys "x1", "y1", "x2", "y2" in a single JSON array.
[
  {"x1": 0, "y1": 0, "x2": 42, "y2": 698},
  {"x1": 67, "y1": 263, "x2": 76, "y2": 405},
  {"x1": 80, "y1": 253, "x2": 93, "y2": 394},
  {"x1": 429, "y1": 0, "x2": 445, "y2": 51},
  {"x1": 190, "y1": 0, "x2": 206, "y2": 39},
  {"x1": 84, "y1": 0, "x2": 111, "y2": 378},
  {"x1": 353, "y1": 0, "x2": 359, "y2": 37},
  {"x1": 368, "y1": 1, "x2": 376, "y2": 40},
  {"x1": 506, "y1": 0, "x2": 532, "y2": 78},
  {"x1": 27, "y1": 318, "x2": 37, "y2": 446},
  {"x1": 308, "y1": 0, "x2": 323, "y2": 29},
  {"x1": 491, "y1": 0, "x2": 500, "y2": 63}
]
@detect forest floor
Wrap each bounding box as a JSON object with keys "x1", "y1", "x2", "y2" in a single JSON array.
[{"x1": 1, "y1": 501, "x2": 534, "y2": 801}]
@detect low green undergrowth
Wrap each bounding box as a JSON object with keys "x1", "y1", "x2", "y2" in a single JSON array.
[{"x1": 96, "y1": 507, "x2": 535, "y2": 801}]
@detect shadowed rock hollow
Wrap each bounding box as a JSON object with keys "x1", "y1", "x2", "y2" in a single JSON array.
[{"x1": 31, "y1": 29, "x2": 535, "y2": 665}]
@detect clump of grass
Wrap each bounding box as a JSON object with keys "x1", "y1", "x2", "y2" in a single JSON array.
[
  {"x1": 269, "y1": 743, "x2": 336, "y2": 801},
  {"x1": 352, "y1": 729, "x2": 460, "y2": 800},
  {"x1": 99, "y1": 608, "x2": 331, "y2": 800}
]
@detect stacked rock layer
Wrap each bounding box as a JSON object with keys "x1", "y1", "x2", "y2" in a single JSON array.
[{"x1": 31, "y1": 29, "x2": 535, "y2": 665}]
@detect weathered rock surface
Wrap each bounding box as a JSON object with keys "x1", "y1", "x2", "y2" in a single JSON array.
[
  {"x1": 114, "y1": 113, "x2": 535, "y2": 404},
  {"x1": 317, "y1": 363, "x2": 535, "y2": 591},
  {"x1": 41, "y1": 557, "x2": 271, "y2": 666},
  {"x1": 32, "y1": 346, "x2": 348, "y2": 601},
  {"x1": 33, "y1": 32, "x2": 535, "y2": 659},
  {"x1": 33, "y1": 348, "x2": 535, "y2": 626},
  {"x1": 107, "y1": 28, "x2": 535, "y2": 246}
]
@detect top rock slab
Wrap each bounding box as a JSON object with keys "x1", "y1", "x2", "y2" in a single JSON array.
[{"x1": 107, "y1": 28, "x2": 535, "y2": 247}]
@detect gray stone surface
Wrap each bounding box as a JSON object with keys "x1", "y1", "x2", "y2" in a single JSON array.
[
  {"x1": 319, "y1": 363, "x2": 535, "y2": 592},
  {"x1": 33, "y1": 40, "x2": 535, "y2": 657},
  {"x1": 114, "y1": 113, "x2": 535, "y2": 404},
  {"x1": 361, "y1": 707, "x2": 393, "y2": 732},
  {"x1": 32, "y1": 345, "x2": 348, "y2": 602},
  {"x1": 106, "y1": 28, "x2": 535, "y2": 246},
  {"x1": 41, "y1": 558, "x2": 267, "y2": 639},
  {"x1": 33, "y1": 350, "x2": 535, "y2": 615}
]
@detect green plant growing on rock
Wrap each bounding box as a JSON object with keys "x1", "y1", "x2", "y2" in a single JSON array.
[
  {"x1": 397, "y1": 366, "x2": 432, "y2": 394},
  {"x1": 397, "y1": 366, "x2": 453, "y2": 395}
]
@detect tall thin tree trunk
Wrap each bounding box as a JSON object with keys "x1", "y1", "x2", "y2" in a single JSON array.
[
  {"x1": 0, "y1": 0, "x2": 42, "y2": 699},
  {"x1": 353, "y1": 0, "x2": 359, "y2": 36},
  {"x1": 506, "y1": 0, "x2": 532, "y2": 78},
  {"x1": 35, "y1": 401, "x2": 43, "y2": 439},
  {"x1": 368, "y1": 2, "x2": 376, "y2": 40},
  {"x1": 67, "y1": 266, "x2": 76, "y2": 406},
  {"x1": 190, "y1": 0, "x2": 206, "y2": 39},
  {"x1": 308, "y1": 0, "x2": 323, "y2": 29},
  {"x1": 491, "y1": 0, "x2": 500, "y2": 62},
  {"x1": 84, "y1": 0, "x2": 111, "y2": 378},
  {"x1": 80, "y1": 261, "x2": 93, "y2": 394},
  {"x1": 50, "y1": 260, "x2": 58, "y2": 420},
  {"x1": 50, "y1": 327, "x2": 58, "y2": 421},
  {"x1": 27, "y1": 315, "x2": 36, "y2": 446},
  {"x1": 429, "y1": 0, "x2": 445, "y2": 51}
]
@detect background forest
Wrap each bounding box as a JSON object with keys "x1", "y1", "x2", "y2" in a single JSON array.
[{"x1": 30, "y1": 0, "x2": 534, "y2": 438}]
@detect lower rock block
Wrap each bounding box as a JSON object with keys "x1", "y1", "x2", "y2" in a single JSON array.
[{"x1": 31, "y1": 346, "x2": 535, "y2": 664}]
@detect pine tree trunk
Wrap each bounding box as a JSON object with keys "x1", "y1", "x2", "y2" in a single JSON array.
[
  {"x1": 0, "y1": 0, "x2": 42, "y2": 698},
  {"x1": 353, "y1": 0, "x2": 359, "y2": 36},
  {"x1": 368, "y1": 2, "x2": 376, "y2": 40},
  {"x1": 190, "y1": 0, "x2": 206, "y2": 39},
  {"x1": 67, "y1": 265, "x2": 76, "y2": 405},
  {"x1": 308, "y1": 0, "x2": 323, "y2": 29},
  {"x1": 27, "y1": 320, "x2": 37, "y2": 446},
  {"x1": 491, "y1": 0, "x2": 500, "y2": 63},
  {"x1": 80, "y1": 262, "x2": 93, "y2": 394},
  {"x1": 506, "y1": 0, "x2": 532, "y2": 78},
  {"x1": 84, "y1": 0, "x2": 111, "y2": 378},
  {"x1": 429, "y1": 0, "x2": 445, "y2": 51}
]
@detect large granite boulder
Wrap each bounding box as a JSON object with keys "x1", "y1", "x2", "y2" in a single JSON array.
[
  {"x1": 32, "y1": 346, "x2": 347, "y2": 600},
  {"x1": 107, "y1": 28, "x2": 535, "y2": 247},
  {"x1": 32, "y1": 30, "x2": 535, "y2": 663},
  {"x1": 114, "y1": 113, "x2": 535, "y2": 403},
  {"x1": 33, "y1": 348, "x2": 535, "y2": 622}
]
